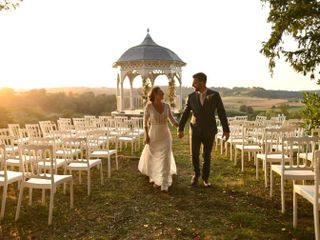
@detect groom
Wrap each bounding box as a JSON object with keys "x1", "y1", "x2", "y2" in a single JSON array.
[{"x1": 178, "y1": 72, "x2": 230, "y2": 187}]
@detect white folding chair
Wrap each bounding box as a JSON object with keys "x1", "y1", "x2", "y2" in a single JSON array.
[
  {"x1": 270, "y1": 136, "x2": 318, "y2": 213},
  {"x1": 62, "y1": 138, "x2": 103, "y2": 195},
  {"x1": 87, "y1": 129, "x2": 118, "y2": 178},
  {"x1": 293, "y1": 150, "x2": 320, "y2": 240},
  {"x1": 0, "y1": 144, "x2": 23, "y2": 220},
  {"x1": 15, "y1": 144, "x2": 73, "y2": 225}
]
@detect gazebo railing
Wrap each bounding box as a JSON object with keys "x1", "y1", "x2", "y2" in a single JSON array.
[{"x1": 117, "y1": 95, "x2": 181, "y2": 111}]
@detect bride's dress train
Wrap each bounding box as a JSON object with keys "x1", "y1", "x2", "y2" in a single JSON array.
[{"x1": 138, "y1": 102, "x2": 178, "y2": 191}]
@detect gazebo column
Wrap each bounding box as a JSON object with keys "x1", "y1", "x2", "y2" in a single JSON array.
[
  {"x1": 179, "y1": 81, "x2": 182, "y2": 110},
  {"x1": 129, "y1": 78, "x2": 134, "y2": 110},
  {"x1": 119, "y1": 72, "x2": 125, "y2": 112},
  {"x1": 116, "y1": 74, "x2": 120, "y2": 111},
  {"x1": 120, "y1": 81, "x2": 124, "y2": 112}
]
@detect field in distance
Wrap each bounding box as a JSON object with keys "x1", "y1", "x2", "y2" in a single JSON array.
[{"x1": 222, "y1": 96, "x2": 304, "y2": 111}]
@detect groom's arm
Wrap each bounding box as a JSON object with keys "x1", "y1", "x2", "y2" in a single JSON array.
[
  {"x1": 178, "y1": 95, "x2": 191, "y2": 132},
  {"x1": 215, "y1": 93, "x2": 230, "y2": 138}
]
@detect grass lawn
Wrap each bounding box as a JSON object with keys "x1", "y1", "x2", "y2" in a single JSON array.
[{"x1": 0, "y1": 129, "x2": 316, "y2": 239}]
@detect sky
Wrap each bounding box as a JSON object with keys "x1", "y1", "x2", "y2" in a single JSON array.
[{"x1": 0, "y1": 0, "x2": 319, "y2": 91}]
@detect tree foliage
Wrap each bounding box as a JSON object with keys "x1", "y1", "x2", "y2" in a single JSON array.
[
  {"x1": 261, "y1": 0, "x2": 320, "y2": 81},
  {"x1": 0, "y1": 0, "x2": 22, "y2": 11},
  {"x1": 0, "y1": 88, "x2": 116, "y2": 126},
  {"x1": 301, "y1": 92, "x2": 320, "y2": 130},
  {"x1": 261, "y1": 0, "x2": 320, "y2": 130}
]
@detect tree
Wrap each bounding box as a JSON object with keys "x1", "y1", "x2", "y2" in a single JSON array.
[
  {"x1": 0, "y1": 0, "x2": 22, "y2": 11},
  {"x1": 261, "y1": 0, "x2": 320, "y2": 130},
  {"x1": 0, "y1": 106, "x2": 13, "y2": 127},
  {"x1": 261, "y1": 0, "x2": 320, "y2": 81},
  {"x1": 301, "y1": 92, "x2": 320, "y2": 131}
]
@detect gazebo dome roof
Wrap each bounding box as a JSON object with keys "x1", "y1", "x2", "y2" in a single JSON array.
[{"x1": 113, "y1": 31, "x2": 186, "y2": 67}]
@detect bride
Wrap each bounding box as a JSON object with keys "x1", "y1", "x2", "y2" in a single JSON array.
[{"x1": 138, "y1": 86, "x2": 179, "y2": 192}]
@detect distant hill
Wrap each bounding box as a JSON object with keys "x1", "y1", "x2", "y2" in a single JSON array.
[
  {"x1": 12, "y1": 86, "x2": 320, "y2": 100},
  {"x1": 44, "y1": 87, "x2": 117, "y2": 96},
  {"x1": 170, "y1": 86, "x2": 319, "y2": 100}
]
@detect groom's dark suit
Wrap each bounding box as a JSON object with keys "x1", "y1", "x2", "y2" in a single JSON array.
[{"x1": 178, "y1": 88, "x2": 230, "y2": 182}]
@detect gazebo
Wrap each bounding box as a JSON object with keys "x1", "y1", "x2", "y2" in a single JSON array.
[{"x1": 112, "y1": 30, "x2": 186, "y2": 114}]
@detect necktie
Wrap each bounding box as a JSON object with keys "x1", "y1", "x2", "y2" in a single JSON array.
[{"x1": 200, "y1": 92, "x2": 205, "y2": 106}]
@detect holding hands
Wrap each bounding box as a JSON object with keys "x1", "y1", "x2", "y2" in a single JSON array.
[
  {"x1": 222, "y1": 132, "x2": 230, "y2": 142},
  {"x1": 144, "y1": 134, "x2": 150, "y2": 145},
  {"x1": 177, "y1": 129, "x2": 184, "y2": 139}
]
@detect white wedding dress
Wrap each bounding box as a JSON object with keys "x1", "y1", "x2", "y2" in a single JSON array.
[{"x1": 138, "y1": 102, "x2": 178, "y2": 190}]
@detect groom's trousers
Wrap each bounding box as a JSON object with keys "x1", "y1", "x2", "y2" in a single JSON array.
[{"x1": 190, "y1": 125, "x2": 215, "y2": 181}]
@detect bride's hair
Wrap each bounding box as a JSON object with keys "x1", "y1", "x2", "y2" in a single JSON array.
[{"x1": 148, "y1": 86, "x2": 160, "y2": 102}]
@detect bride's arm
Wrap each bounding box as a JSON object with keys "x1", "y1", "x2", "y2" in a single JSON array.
[
  {"x1": 167, "y1": 104, "x2": 179, "y2": 128},
  {"x1": 143, "y1": 103, "x2": 151, "y2": 144}
]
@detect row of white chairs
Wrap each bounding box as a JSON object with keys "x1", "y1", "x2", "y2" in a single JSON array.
[
  {"x1": 216, "y1": 116, "x2": 320, "y2": 239},
  {"x1": 0, "y1": 132, "x2": 122, "y2": 225},
  {"x1": 1, "y1": 115, "x2": 144, "y2": 155},
  {"x1": 0, "y1": 143, "x2": 74, "y2": 225},
  {"x1": 0, "y1": 114, "x2": 147, "y2": 225}
]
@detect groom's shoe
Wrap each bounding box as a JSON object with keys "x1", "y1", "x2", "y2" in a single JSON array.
[
  {"x1": 203, "y1": 180, "x2": 212, "y2": 188},
  {"x1": 191, "y1": 175, "x2": 199, "y2": 186}
]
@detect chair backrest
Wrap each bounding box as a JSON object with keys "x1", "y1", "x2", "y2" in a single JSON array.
[
  {"x1": 235, "y1": 115, "x2": 248, "y2": 121},
  {"x1": 314, "y1": 150, "x2": 320, "y2": 205},
  {"x1": 130, "y1": 117, "x2": 143, "y2": 129},
  {"x1": 262, "y1": 126, "x2": 296, "y2": 153},
  {"x1": 28, "y1": 137, "x2": 56, "y2": 148},
  {"x1": 72, "y1": 118, "x2": 86, "y2": 131},
  {"x1": 25, "y1": 124, "x2": 42, "y2": 138},
  {"x1": 61, "y1": 138, "x2": 88, "y2": 165},
  {"x1": 8, "y1": 124, "x2": 20, "y2": 137},
  {"x1": 255, "y1": 115, "x2": 267, "y2": 125},
  {"x1": 57, "y1": 118, "x2": 73, "y2": 131},
  {"x1": 0, "y1": 144, "x2": 8, "y2": 182},
  {"x1": 39, "y1": 121, "x2": 57, "y2": 137},
  {"x1": 19, "y1": 144, "x2": 54, "y2": 184},
  {"x1": 86, "y1": 129, "x2": 111, "y2": 151},
  {"x1": 282, "y1": 136, "x2": 319, "y2": 169},
  {"x1": 0, "y1": 135, "x2": 19, "y2": 158},
  {"x1": 311, "y1": 128, "x2": 320, "y2": 138},
  {"x1": 0, "y1": 128, "x2": 10, "y2": 137},
  {"x1": 240, "y1": 123, "x2": 264, "y2": 145},
  {"x1": 84, "y1": 115, "x2": 97, "y2": 129}
]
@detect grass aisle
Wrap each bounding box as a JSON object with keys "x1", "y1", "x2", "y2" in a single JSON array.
[{"x1": 0, "y1": 129, "x2": 315, "y2": 239}]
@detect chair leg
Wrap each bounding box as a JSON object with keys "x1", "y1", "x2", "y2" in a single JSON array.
[
  {"x1": 15, "y1": 183, "x2": 25, "y2": 222},
  {"x1": 87, "y1": 171, "x2": 91, "y2": 196},
  {"x1": 70, "y1": 181, "x2": 74, "y2": 209},
  {"x1": 108, "y1": 156, "x2": 111, "y2": 178},
  {"x1": 224, "y1": 141, "x2": 228, "y2": 156},
  {"x1": 256, "y1": 158, "x2": 259, "y2": 180},
  {"x1": 42, "y1": 189, "x2": 46, "y2": 204},
  {"x1": 293, "y1": 190, "x2": 298, "y2": 228},
  {"x1": 48, "y1": 189, "x2": 54, "y2": 225},
  {"x1": 281, "y1": 176, "x2": 285, "y2": 213},
  {"x1": 241, "y1": 150, "x2": 244, "y2": 172},
  {"x1": 264, "y1": 162, "x2": 268, "y2": 188},
  {"x1": 115, "y1": 153, "x2": 118, "y2": 170},
  {"x1": 313, "y1": 203, "x2": 320, "y2": 240},
  {"x1": 1, "y1": 184, "x2": 8, "y2": 220},
  {"x1": 29, "y1": 188, "x2": 33, "y2": 205},
  {"x1": 270, "y1": 169, "x2": 273, "y2": 198},
  {"x1": 100, "y1": 163, "x2": 103, "y2": 185}
]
